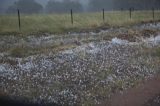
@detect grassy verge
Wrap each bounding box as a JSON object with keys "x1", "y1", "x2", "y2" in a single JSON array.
[
  {"x1": 9, "y1": 44, "x2": 77, "y2": 58},
  {"x1": 0, "y1": 10, "x2": 160, "y2": 35}
]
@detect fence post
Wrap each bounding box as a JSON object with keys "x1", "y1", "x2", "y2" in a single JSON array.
[
  {"x1": 102, "y1": 8, "x2": 105, "y2": 23},
  {"x1": 129, "y1": 8, "x2": 132, "y2": 19},
  {"x1": 152, "y1": 8, "x2": 155, "y2": 21},
  {"x1": 17, "y1": 9, "x2": 21, "y2": 31},
  {"x1": 70, "y1": 9, "x2": 73, "y2": 25}
]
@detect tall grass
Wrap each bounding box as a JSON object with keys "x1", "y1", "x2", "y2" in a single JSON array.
[{"x1": 0, "y1": 10, "x2": 160, "y2": 35}]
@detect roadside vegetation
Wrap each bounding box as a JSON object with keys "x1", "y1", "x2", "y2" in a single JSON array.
[
  {"x1": 1, "y1": 0, "x2": 160, "y2": 105},
  {"x1": 0, "y1": 20, "x2": 160, "y2": 105},
  {"x1": 0, "y1": 10, "x2": 160, "y2": 35},
  {"x1": 0, "y1": 8, "x2": 160, "y2": 105}
]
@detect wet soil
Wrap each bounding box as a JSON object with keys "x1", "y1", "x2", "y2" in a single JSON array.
[
  {"x1": 100, "y1": 75, "x2": 160, "y2": 106},
  {"x1": 145, "y1": 94, "x2": 160, "y2": 106}
]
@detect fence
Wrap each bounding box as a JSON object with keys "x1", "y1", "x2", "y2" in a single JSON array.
[
  {"x1": 4, "y1": 8, "x2": 160, "y2": 32},
  {"x1": 17, "y1": 9, "x2": 21, "y2": 31}
]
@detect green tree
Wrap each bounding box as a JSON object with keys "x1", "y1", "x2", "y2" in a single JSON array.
[
  {"x1": 112, "y1": 0, "x2": 160, "y2": 10},
  {"x1": 7, "y1": 0, "x2": 43, "y2": 14},
  {"x1": 88, "y1": 0, "x2": 160, "y2": 11},
  {"x1": 46, "y1": 0, "x2": 83, "y2": 13},
  {"x1": 89, "y1": 0, "x2": 113, "y2": 11}
]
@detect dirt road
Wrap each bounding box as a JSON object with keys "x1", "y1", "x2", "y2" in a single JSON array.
[{"x1": 101, "y1": 75, "x2": 160, "y2": 106}]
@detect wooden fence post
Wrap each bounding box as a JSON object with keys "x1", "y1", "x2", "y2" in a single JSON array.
[
  {"x1": 102, "y1": 8, "x2": 105, "y2": 23},
  {"x1": 129, "y1": 8, "x2": 132, "y2": 19},
  {"x1": 17, "y1": 9, "x2": 21, "y2": 31},
  {"x1": 152, "y1": 8, "x2": 155, "y2": 21},
  {"x1": 71, "y1": 9, "x2": 73, "y2": 25}
]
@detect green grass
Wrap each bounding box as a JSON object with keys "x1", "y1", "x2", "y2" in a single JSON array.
[
  {"x1": 154, "y1": 47, "x2": 160, "y2": 57},
  {"x1": 0, "y1": 10, "x2": 160, "y2": 35}
]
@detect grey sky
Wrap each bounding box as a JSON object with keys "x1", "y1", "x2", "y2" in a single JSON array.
[{"x1": 0, "y1": 0, "x2": 90, "y2": 13}]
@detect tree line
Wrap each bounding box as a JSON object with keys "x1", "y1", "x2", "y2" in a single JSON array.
[
  {"x1": 6, "y1": 0, "x2": 83, "y2": 14},
  {"x1": 113, "y1": 0, "x2": 160, "y2": 10},
  {"x1": 5, "y1": 0, "x2": 160, "y2": 14},
  {"x1": 89, "y1": 0, "x2": 160, "y2": 11}
]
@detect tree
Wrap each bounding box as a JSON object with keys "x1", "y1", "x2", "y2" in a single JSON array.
[
  {"x1": 0, "y1": 0, "x2": 17, "y2": 14},
  {"x1": 89, "y1": 0, "x2": 113, "y2": 11},
  {"x1": 45, "y1": 0, "x2": 83, "y2": 13},
  {"x1": 88, "y1": 0, "x2": 160, "y2": 11},
  {"x1": 112, "y1": 0, "x2": 160, "y2": 10},
  {"x1": 6, "y1": 0, "x2": 43, "y2": 14}
]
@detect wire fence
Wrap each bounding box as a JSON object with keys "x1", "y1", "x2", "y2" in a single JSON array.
[{"x1": 0, "y1": 8, "x2": 160, "y2": 33}]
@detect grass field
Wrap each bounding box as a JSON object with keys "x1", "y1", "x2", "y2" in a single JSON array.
[
  {"x1": 1, "y1": 10, "x2": 160, "y2": 105},
  {"x1": 0, "y1": 10, "x2": 160, "y2": 35}
]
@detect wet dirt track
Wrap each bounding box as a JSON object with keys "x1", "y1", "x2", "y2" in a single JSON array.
[{"x1": 100, "y1": 75, "x2": 160, "y2": 106}]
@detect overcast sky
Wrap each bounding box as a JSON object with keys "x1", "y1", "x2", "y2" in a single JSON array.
[
  {"x1": 0, "y1": 0, "x2": 90, "y2": 8},
  {"x1": 0, "y1": 0, "x2": 90, "y2": 13},
  {"x1": 37, "y1": 0, "x2": 90, "y2": 7}
]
